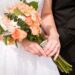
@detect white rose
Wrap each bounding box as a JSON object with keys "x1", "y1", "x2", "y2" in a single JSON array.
[
  {"x1": 0, "y1": 16, "x2": 7, "y2": 31},
  {"x1": 0, "y1": 22, "x2": 7, "y2": 31},
  {"x1": 7, "y1": 20, "x2": 20, "y2": 33},
  {"x1": 18, "y1": 15, "x2": 26, "y2": 21}
]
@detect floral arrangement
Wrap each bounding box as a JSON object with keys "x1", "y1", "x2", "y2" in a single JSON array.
[{"x1": 0, "y1": 1, "x2": 72, "y2": 73}]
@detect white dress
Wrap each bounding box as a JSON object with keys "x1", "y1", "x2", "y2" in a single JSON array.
[{"x1": 0, "y1": 0, "x2": 60, "y2": 75}]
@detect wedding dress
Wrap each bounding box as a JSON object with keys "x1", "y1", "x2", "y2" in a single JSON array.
[{"x1": 0, "y1": 0, "x2": 60, "y2": 75}]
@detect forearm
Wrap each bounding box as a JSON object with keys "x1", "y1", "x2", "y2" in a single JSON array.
[
  {"x1": 42, "y1": 14, "x2": 59, "y2": 37},
  {"x1": 41, "y1": 0, "x2": 52, "y2": 17},
  {"x1": 41, "y1": 0, "x2": 59, "y2": 37}
]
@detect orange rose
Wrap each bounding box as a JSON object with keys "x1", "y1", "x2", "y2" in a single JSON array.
[
  {"x1": 30, "y1": 25, "x2": 41, "y2": 35},
  {"x1": 35, "y1": 13, "x2": 41, "y2": 26},
  {"x1": 25, "y1": 16, "x2": 34, "y2": 26},
  {"x1": 25, "y1": 13, "x2": 41, "y2": 26},
  {"x1": 11, "y1": 29, "x2": 27, "y2": 41}
]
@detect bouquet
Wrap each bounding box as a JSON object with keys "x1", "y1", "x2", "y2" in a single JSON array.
[{"x1": 0, "y1": 1, "x2": 72, "y2": 73}]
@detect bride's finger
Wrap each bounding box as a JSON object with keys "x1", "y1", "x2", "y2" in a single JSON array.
[
  {"x1": 29, "y1": 49, "x2": 37, "y2": 54},
  {"x1": 44, "y1": 41, "x2": 52, "y2": 51},
  {"x1": 48, "y1": 45, "x2": 59, "y2": 57},
  {"x1": 29, "y1": 44, "x2": 44, "y2": 56},
  {"x1": 25, "y1": 46, "x2": 39, "y2": 55},
  {"x1": 54, "y1": 48, "x2": 60, "y2": 61},
  {"x1": 35, "y1": 44, "x2": 46, "y2": 56},
  {"x1": 46, "y1": 42, "x2": 57, "y2": 55},
  {"x1": 31, "y1": 47, "x2": 41, "y2": 55}
]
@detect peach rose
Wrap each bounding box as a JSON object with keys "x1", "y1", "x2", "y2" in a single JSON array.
[
  {"x1": 17, "y1": 3, "x2": 34, "y2": 16},
  {"x1": 25, "y1": 16, "x2": 34, "y2": 26},
  {"x1": 35, "y1": 13, "x2": 41, "y2": 26},
  {"x1": 30, "y1": 25, "x2": 41, "y2": 35},
  {"x1": 25, "y1": 14, "x2": 41, "y2": 26},
  {"x1": 11, "y1": 29, "x2": 27, "y2": 41}
]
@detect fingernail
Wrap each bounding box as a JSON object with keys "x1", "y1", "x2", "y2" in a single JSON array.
[{"x1": 54, "y1": 57, "x2": 57, "y2": 61}]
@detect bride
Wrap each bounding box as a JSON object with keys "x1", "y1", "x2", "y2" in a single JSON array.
[{"x1": 0, "y1": 0, "x2": 60, "y2": 75}]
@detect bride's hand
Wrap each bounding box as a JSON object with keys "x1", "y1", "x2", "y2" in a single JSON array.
[
  {"x1": 44, "y1": 35, "x2": 61, "y2": 60},
  {"x1": 21, "y1": 40, "x2": 46, "y2": 56},
  {"x1": 41, "y1": 14, "x2": 61, "y2": 60}
]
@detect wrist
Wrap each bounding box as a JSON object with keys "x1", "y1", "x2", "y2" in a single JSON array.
[
  {"x1": 48, "y1": 28, "x2": 59, "y2": 39},
  {"x1": 50, "y1": 26, "x2": 59, "y2": 36},
  {"x1": 42, "y1": 13, "x2": 52, "y2": 20}
]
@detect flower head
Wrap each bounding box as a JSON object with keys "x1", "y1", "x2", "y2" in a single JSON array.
[
  {"x1": 30, "y1": 25, "x2": 41, "y2": 35},
  {"x1": 11, "y1": 29, "x2": 27, "y2": 42}
]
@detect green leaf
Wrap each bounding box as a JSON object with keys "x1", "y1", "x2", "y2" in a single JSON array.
[
  {"x1": 17, "y1": 18, "x2": 26, "y2": 29},
  {"x1": 3, "y1": 36, "x2": 10, "y2": 45},
  {"x1": 20, "y1": 0, "x2": 27, "y2": 3},
  {"x1": 17, "y1": 18, "x2": 31, "y2": 33},
  {"x1": 14, "y1": 8, "x2": 22, "y2": 16},
  {"x1": 20, "y1": 0, "x2": 38, "y2": 10},
  {"x1": 0, "y1": 25, "x2": 4, "y2": 34},
  {"x1": 28, "y1": 1, "x2": 38, "y2": 10},
  {"x1": 15, "y1": 41, "x2": 18, "y2": 47}
]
